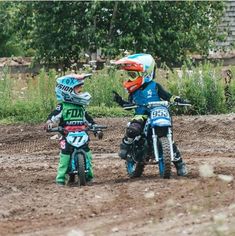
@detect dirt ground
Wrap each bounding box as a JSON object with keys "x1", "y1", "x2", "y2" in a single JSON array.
[{"x1": 0, "y1": 115, "x2": 235, "y2": 236}]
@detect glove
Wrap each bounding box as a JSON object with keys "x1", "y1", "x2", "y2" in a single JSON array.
[
  {"x1": 173, "y1": 96, "x2": 186, "y2": 104},
  {"x1": 44, "y1": 120, "x2": 53, "y2": 131},
  {"x1": 94, "y1": 130, "x2": 103, "y2": 140},
  {"x1": 112, "y1": 90, "x2": 123, "y2": 105},
  {"x1": 97, "y1": 130, "x2": 103, "y2": 140}
]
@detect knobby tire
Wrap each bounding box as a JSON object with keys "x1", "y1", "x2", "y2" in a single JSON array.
[
  {"x1": 77, "y1": 153, "x2": 86, "y2": 186},
  {"x1": 126, "y1": 161, "x2": 144, "y2": 178},
  {"x1": 159, "y1": 136, "x2": 171, "y2": 179}
]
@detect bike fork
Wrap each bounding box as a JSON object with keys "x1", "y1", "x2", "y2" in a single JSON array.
[
  {"x1": 167, "y1": 128, "x2": 174, "y2": 161},
  {"x1": 152, "y1": 128, "x2": 159, "y2": 162}
]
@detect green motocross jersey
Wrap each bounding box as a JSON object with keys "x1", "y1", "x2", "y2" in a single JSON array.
[
  {"x1": 47, "y1": 102, "x2": 95, "y2": 127},
  {"x1": 62, "y1": 102, "x2": 85, "y2": 122}
]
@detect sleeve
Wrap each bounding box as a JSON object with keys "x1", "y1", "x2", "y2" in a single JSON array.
[
  {"x1": 156, "y1": 82, "x2": 173, "y2": 101},
  {"x1": 85, "y1": 111, "x2": 96, "y2": 125},
  {"x1": 47, "y1": 103, "x2": 63, "y2": 124},
  {"x1": 128, "y1": 94, "x2": 133, "y2": 104}
]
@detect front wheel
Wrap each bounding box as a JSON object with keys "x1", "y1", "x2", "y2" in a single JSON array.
[
  {"x1": 76, "y1": 152, "x2": 86, "y2": 186},
  {"x1": 158, "y1": 136, "x2": 171, "y2": 179}
]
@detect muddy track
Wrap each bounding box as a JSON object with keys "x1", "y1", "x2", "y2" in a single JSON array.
[{"x1": 0, "y1": 115, "x2": 235, "y2": 236}]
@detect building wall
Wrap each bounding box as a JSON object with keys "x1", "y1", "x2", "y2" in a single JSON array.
[{"x1": 218, "y1": 0, "x2": 235, "y2": 48}]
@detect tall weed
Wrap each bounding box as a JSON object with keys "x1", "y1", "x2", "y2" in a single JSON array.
[
  {"x1": 0, "y1": 63, "x2": 234, "y2": 123},
  {"x1": 0, "y1": 66, "x2": 13, "y2": 118},
  {"x1": 168, "y1": 62, "x2": 227, "y2": 115},
  {"x1": 26, "y1": 68, "x2": 57, "y2": 116},
  {"x1": 228, "y1": 66, "x2": 235, "y2": 112},
  {"x1": 84, "y1": 67, "x2": 127, "y2": 107}
]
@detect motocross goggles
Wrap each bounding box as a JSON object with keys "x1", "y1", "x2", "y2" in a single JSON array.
[
  {"x1": 127, "y1": 71, "x2": 141, "y2": 81},
  {"x1": 74, "y1": 83, "x2": 84, "y2": 94}
]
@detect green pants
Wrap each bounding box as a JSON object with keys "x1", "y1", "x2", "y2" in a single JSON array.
[
  {"x1": 85, "y1": 150, "x2": 94, "y2": 181},
  {"x1": 56, "y1": 150, "x2": 94, "y2": 184},
  {"x1": 56, "y1": 153, "x2": 70, "y2": 184}
]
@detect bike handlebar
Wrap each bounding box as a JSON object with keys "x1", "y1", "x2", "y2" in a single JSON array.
[
  {"x1": 47, "y1": 125, "x2": 107, "y2": 133},
  {"x1": 48, "y1": 127, "x2": 64, "y2": 133},
  {"x1": 123, "y1": 101, "x2": 191, "y2": 110},
  {"x1": 88, "y1": 124, "x2": 108, "y2": 131}
]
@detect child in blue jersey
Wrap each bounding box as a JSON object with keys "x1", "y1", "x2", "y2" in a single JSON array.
[{"x1": 112, "y1": 53, "x2": 187, "y2": 176}]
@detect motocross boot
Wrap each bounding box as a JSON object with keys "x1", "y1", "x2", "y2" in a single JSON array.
[
  {"x1": 173, "y1": 143, "x2": 181, "y2": 162},
  {"x1": 118, "y1": 138, "x2": 133, "y2": 160},
  {"x1": 67, "y1": 174, "x2": 76, "y2": 186},
  {"x1": 173, "y1": 143, "x2": 187, "y2": 176},
  {"x1": 174, "y1": 160, "x2": 187, "y2": 176},
  {"x1": 56, "y1": 153, "x2": 70, "y2": 185}
]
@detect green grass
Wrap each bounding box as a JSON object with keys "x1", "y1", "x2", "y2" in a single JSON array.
[{"x1": 0, "y1": 62, "x2": 235, "y2": 124}]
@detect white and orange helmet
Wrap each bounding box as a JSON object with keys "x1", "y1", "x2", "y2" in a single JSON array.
[{"x1": 115, "y1": 53, "x2": 156, "y2": 93}]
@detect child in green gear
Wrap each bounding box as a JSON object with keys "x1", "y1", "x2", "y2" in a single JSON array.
[{"x1": 45, "y1": 74, "x2": 103, "y2": 186}]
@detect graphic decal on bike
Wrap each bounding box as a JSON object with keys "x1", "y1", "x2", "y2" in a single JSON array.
[
  {"x1": 66, "y1": 131, "x2": 89, "y2": 148},
  {"x1": 150, "y1": 106, "x2": 171, "y2": 127}
]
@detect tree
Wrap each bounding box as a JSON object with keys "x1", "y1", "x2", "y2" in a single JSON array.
[
  {"x1": 147, "y1": 1, "x2": 226, "y2": 66},
  {"x1": 103, "y1": 1, "x2": 225, "y2": 65},
  {"x1": 13, "y1": 2, "x2": 93, "y2": 68},
  {"x1": 0, "y1": 2, "x2": 24, "y2": 56},
  {"x1": 5, "y1": 1, "x2": 226, "y2": 67}
]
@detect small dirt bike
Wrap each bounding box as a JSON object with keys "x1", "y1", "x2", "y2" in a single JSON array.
[
  {"x1": 122, "y1": 101, "x2": 190, "y2": 179},
  {"x1": 48, "y1": 124, "x2": 107, "y2": 186}
]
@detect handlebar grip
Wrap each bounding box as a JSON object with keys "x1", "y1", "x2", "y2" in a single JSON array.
[
  {"x1": 84, "y1": 73, "x2": 92, "y2": 78},
  {"x1": 47, "y1": 127, "x2": 64, "y2": 132},
  {"x1": 123, "y1": 103, "x2": 137, "y2": 110},
  {"x1": 176, "y1": 102, "x2": 192, "y2": 106},
  {"x1": 92, "y1": 125, "x2": 108, "y2": 129}
]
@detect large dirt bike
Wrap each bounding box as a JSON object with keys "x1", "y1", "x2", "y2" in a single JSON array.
[
  {"x1": 48, "y1": 124, "x2": 107, "y2": 186},
  {"x1": 123, "y1": 101, "x2": 190, "y2": 179}
]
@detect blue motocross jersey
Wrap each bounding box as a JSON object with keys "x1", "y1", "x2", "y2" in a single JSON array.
[{"x1": 130, "y1": 81, "x2": 170, "y2": 115}]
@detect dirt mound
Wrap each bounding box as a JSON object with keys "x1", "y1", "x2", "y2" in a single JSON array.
[
  {"x1": 0, "y1": 57, "x2": 32, "y2": 67},
  {"x1": 0, "y1": 115, "x2": 235, "y2": 236}
]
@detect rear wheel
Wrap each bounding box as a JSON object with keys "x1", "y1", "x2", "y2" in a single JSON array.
[
  {"x1": 158, "y1": 136, "x2": 171, "y2": 179},
  {"x1": 126, "y1": 160, "x2": 144, "y2": 178}
]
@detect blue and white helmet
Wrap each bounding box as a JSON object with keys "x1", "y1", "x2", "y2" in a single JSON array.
[{"x1": 55, "y1": 74, "x2": 91, "y2": 106}]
